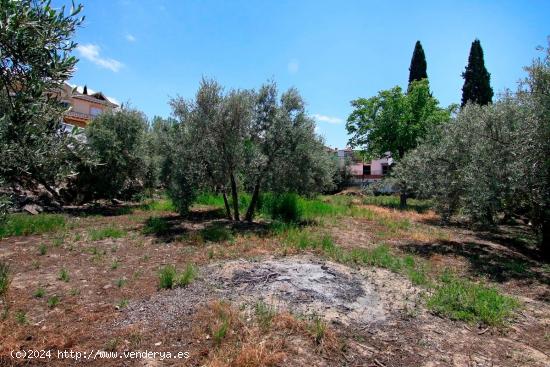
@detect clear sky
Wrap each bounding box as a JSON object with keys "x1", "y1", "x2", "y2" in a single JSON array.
[{"x1": 64, "y1": 0, "x2": 549, "y2": 149}]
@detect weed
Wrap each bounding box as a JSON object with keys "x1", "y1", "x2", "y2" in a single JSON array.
[
  {"x1": 158, "y1": 265, "x2": 177, "y2": 289},
  {"x1": 111, "y1": 259, "x2": 120, "y2": 270},
  {"x1": 177, "y1": 264, "x2": 197, "y2": 287},
  {"x1": 255, "y1": 301, "x2": 276, "y2": 330},
  {"x1": 88, "y1": 227, "x2": 126, "y2": 241},
  {"x1": 15, "y1": 310, "x2": 28, "y2": 325},
  {"x1": 34, "y1": 287, "x2": 45, "y2": 298},
  {"x1": 52, "y1": 236, "x2": 64, "y2": 248},
  {"x1": 31, "y1": 260, "x2": 40, "y2": 269},
  {"x1": 212, "y1": 315, "x2": 230, "y2": 345},
  {"x1": 0, "y1": 213, "x2": 66, "y2": 238},
  {"x1": 115, "y1": 278, "x2": 126, "y2": 288},
  {"x1": 47, "y1": 295, "x2": 60, "y2": 308},
  {"x1": 308, "y1": 315, "x2": 327, "y2": 345},
  {"x1": 116, "y1": 299, "x2": 129, "y2": 309},
  {"x1": 427, "y1": 271, "x2": 519, "y2": 326},
  {"x1": 38, "y1": 243, "x2": 47, "y2": 255},
  {"x1": 58, "y1": 268, "x2": 70, "y2": 282}
]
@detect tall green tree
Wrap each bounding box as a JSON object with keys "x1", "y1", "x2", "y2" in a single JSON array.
[
  {"x1": 0, "y1": 0, "x2": 85, "y2": 201},
  {"x1": 347, "y1": 80, "x2": 450, "y2": 206},
  {"x1": 461, "y1": 39, "x2": 494, "y2": 106},
  {"x1": 408, "y1": 41, "x2": 428, "y2": 84}
]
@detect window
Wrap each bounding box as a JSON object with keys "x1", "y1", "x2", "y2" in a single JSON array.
[
  {"x1": 90, "y1": 107, "x2": 103, "y2": 117},
  {"x1": 363, "y1": 165, "x2": 371, "y2": 175}
]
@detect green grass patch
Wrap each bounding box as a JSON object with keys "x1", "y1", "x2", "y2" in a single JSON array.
[
  {"x1": 255, "y1": 301, "x2": 276, "y2": 330},
  {"x1": 88, "y1": 226, "x2": 126, "y2": 241},
  {"x1": 141, "y1": 198, "x2": 176, "y2": 212},
  {"x1": 158, "y1": 263, "x2": 198, "y2": 290},
  {"x1": 427, "y1": 271, "x2": 519, "y2": 326},
  {"x1": 58, "y1": 268, "x2": 70, "y2": 282},
  {"x1": 47, "y1": 295, "x2": 60, "y2": 308},
  {"x1": 33, "y1": 287, "x2": 45, "y2": 298},
  {"x1": 142, "y1": 216, "x2": 170, "y2": 235},
  {"x1": 0, "y1": 213, "x2": 66, "y2": 238}
]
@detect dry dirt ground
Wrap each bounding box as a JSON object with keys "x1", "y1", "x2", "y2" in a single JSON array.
[{"x1": 0, "y1": 202, "x2": 549, "y2": 366}]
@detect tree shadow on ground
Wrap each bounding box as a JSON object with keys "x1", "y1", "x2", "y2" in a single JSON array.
[
  {"x1": 64, "y1": 203, "x2": 138, "y2": 217},
  {"x1": 401, "y1": 239, "x2": 549, "y2": 286},
  {"x1": 142, "y1": 207, "x2": 273, "y2": 243}
]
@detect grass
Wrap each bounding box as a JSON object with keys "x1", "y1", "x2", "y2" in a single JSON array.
[
  {"x1": 47, "y1": 295, "x2": 60, "y2": 308},
  {"x1": 212, "y1": 309, "x2": 230, "y2": 345},
  {"x1": 38, "y1": 243, "x2": 48, "y2": 256},
  {"x1": 158, "y1": 264, "x2": 198, "y2": 289},
  {"x1": 308, "y1": 315, "x2": 328, "y2": 345},
  {"x1": 58, "y1": 268, "x2": 70, "y2": 282},
  {"x1": 0, "y1": 213, "x2": 66, "y2": 238},
  {"x1": 201, "y1": 224, "x2": 234, "y2": 242},
  {"x1": 140, "y1": 198, "x2": 176, "y2": 212},
  {"x1": 0, "y1": 261, "x2": 10, "y2": 297},
  {"x1": 34, "y1": 287, "x2": 46, "y2": 298},
  {"x1": 427, "y1": 271, "x2": 519, "y2": 326},
  {"x1": 142, "y1": 216, "x2": 169, "y2": 235},
  {"x1": 88, "y1": 226, "x2": 126, "y2": 241},
  {"x1": 116, "y1": 299, "x2": 129, "y2": 309},
  {"x1": 255, "y1": 301, "x2": 276, "y2": 330},
  {"x1": 15, "y1": 311, "x2": 28, "y2": 325},
  {"x1": 115, "y1": 278, "x2": 126, "y2": 288}
]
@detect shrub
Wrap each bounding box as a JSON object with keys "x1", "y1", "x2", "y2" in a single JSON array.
[
  {"x1": 0, "y1": 214, "x2": 65, "y2": 238},
  {"x1": 177, "y1": 264, "x2": 197, "y2": 287},
  {"x1": 427, "y1": 271, "x2": 519, "y2": 326}
]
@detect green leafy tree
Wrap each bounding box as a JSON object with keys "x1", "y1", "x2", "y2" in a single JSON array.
[
  {"x1": 0, "y1": 0, "x2": 85, "y2": 201},
  {"x1": 461, "y1": 39, "x2": 494, "y2": 106},
  {"x1": 346, "y1": 80, "x2": 450, "y2": 206},
  {"x1": 408, "y1": 41, "x2": 428, "y2": 84},
  {"x1": 71, "y1": 109, "x2": 149, "y2": 201}
]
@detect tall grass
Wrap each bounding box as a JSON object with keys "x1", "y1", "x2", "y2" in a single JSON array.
[
  {"x1": 427, "y1": 271, "x2": 519, "y2": 326},
  {"x1": 362, "y1": 195, "x2": 433, "y2": 213},
  {"x1": 88, "y1": 226, "x2": 126, "y2": 241},
  {"x1": 0, "y1": 262, "x2": 10, "y2": 298},
  {"x1": 0, "y1": 213, "x2": 66, "y2": 238}
]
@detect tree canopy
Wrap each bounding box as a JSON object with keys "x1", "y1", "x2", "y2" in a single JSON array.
[{"x1": 408, "y1": 41, "x2": 428, "y2": 84}]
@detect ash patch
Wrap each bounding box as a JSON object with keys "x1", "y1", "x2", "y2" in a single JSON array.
[{"x1": 118, "y1": 256, "x2": 421, "y2": 329}]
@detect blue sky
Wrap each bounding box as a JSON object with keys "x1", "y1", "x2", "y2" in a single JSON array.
[{"x1": 66, "y1": 0, "x2": 549, "y2": 148}]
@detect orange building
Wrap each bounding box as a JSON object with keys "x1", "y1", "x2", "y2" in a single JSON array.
[{"x1": 57, "y1": 83, "x2": 119, "y2": 128}]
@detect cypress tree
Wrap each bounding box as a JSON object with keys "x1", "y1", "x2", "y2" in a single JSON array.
[
  {"x1": 408, "y1": 41, "x2": 428, "y2": 84},
  {"x1": 83, "y1": 85, "x2": 88, "y2": 95},
  {"x1": 461, "y1": 39, "x2": 493, "y2": 106}
]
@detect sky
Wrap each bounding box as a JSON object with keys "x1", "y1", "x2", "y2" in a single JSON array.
[{"x1": 63, "y1": 0, "x2": 549, "y2": 149}]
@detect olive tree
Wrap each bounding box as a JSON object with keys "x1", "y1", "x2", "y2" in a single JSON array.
[{"x1": 0, "y1": 0, "x2": 86, "y2": 201}]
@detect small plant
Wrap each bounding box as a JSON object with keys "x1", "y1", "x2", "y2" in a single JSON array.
[
  {"x1": 262, "y1": 193, "x2": 302, "y2": 223},
  {"x1": 116, "y1": 299, "x2": 129, "y2": 309},
  {"x1": 32, "y1": 260, "x2": 40, "y2": 269},
  {"x1": 47, "y1": 295, "x2": 60, "y2": 308},
  {"x1": 58, "y1": 268, "x2": 70, "y2": 282},
  {"x1": 88, "y1": 226, "x2": 126, "y2": 241},
  {"x1": 212, "y1": 314, "x2": 230, "y2": 345},
  {"x1": 38, "y1": 243, "x2": 47, "y2": 255},
  {"x1": 309, "y1": 315, "x2": 327, "y2": 345},
  {"x1": 177, "y1": 264, "x2": 197, "y2": 287},
  {"x1": 15, "y1": 310, "x2": 28, "y2": 325},
  {"x1": 255, "y1": 301, "x2": 276, "y2": 330},
  {"x1": 34, "y1": 287, "x2": 45, "y2": 298},
  {"x1": 0, "y1": 261, "x2": 10, "y2": 297},
  {"x1": 115, "y1": 278, "x2": 126, "y2": 288},
  {"x1": 158, "y1": 265, "x2": 177, "y2": 289},
  {"x1": 207, "y1": 248, "x2": 215, "y2": 259},
  {"x1": 52, "y1": 236, "x2": 64, "y2": 248},
  {"x1": 111, "y1": 259, "x2": 120, "y2": 270}
]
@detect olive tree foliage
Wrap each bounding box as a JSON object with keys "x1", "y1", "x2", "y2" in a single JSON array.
[
  {"x1": 0, "y1": 0, "x2": 87, "y2": 202},
  {"x1": 70, "y1": 109, "x2": 150, "y2": 202},
  {"x1": 395, "y1": 42, "x2": 550, "y2": 258},
  {"x1": 167, "y1": 79, "x2": 336, "y2": 220}
]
